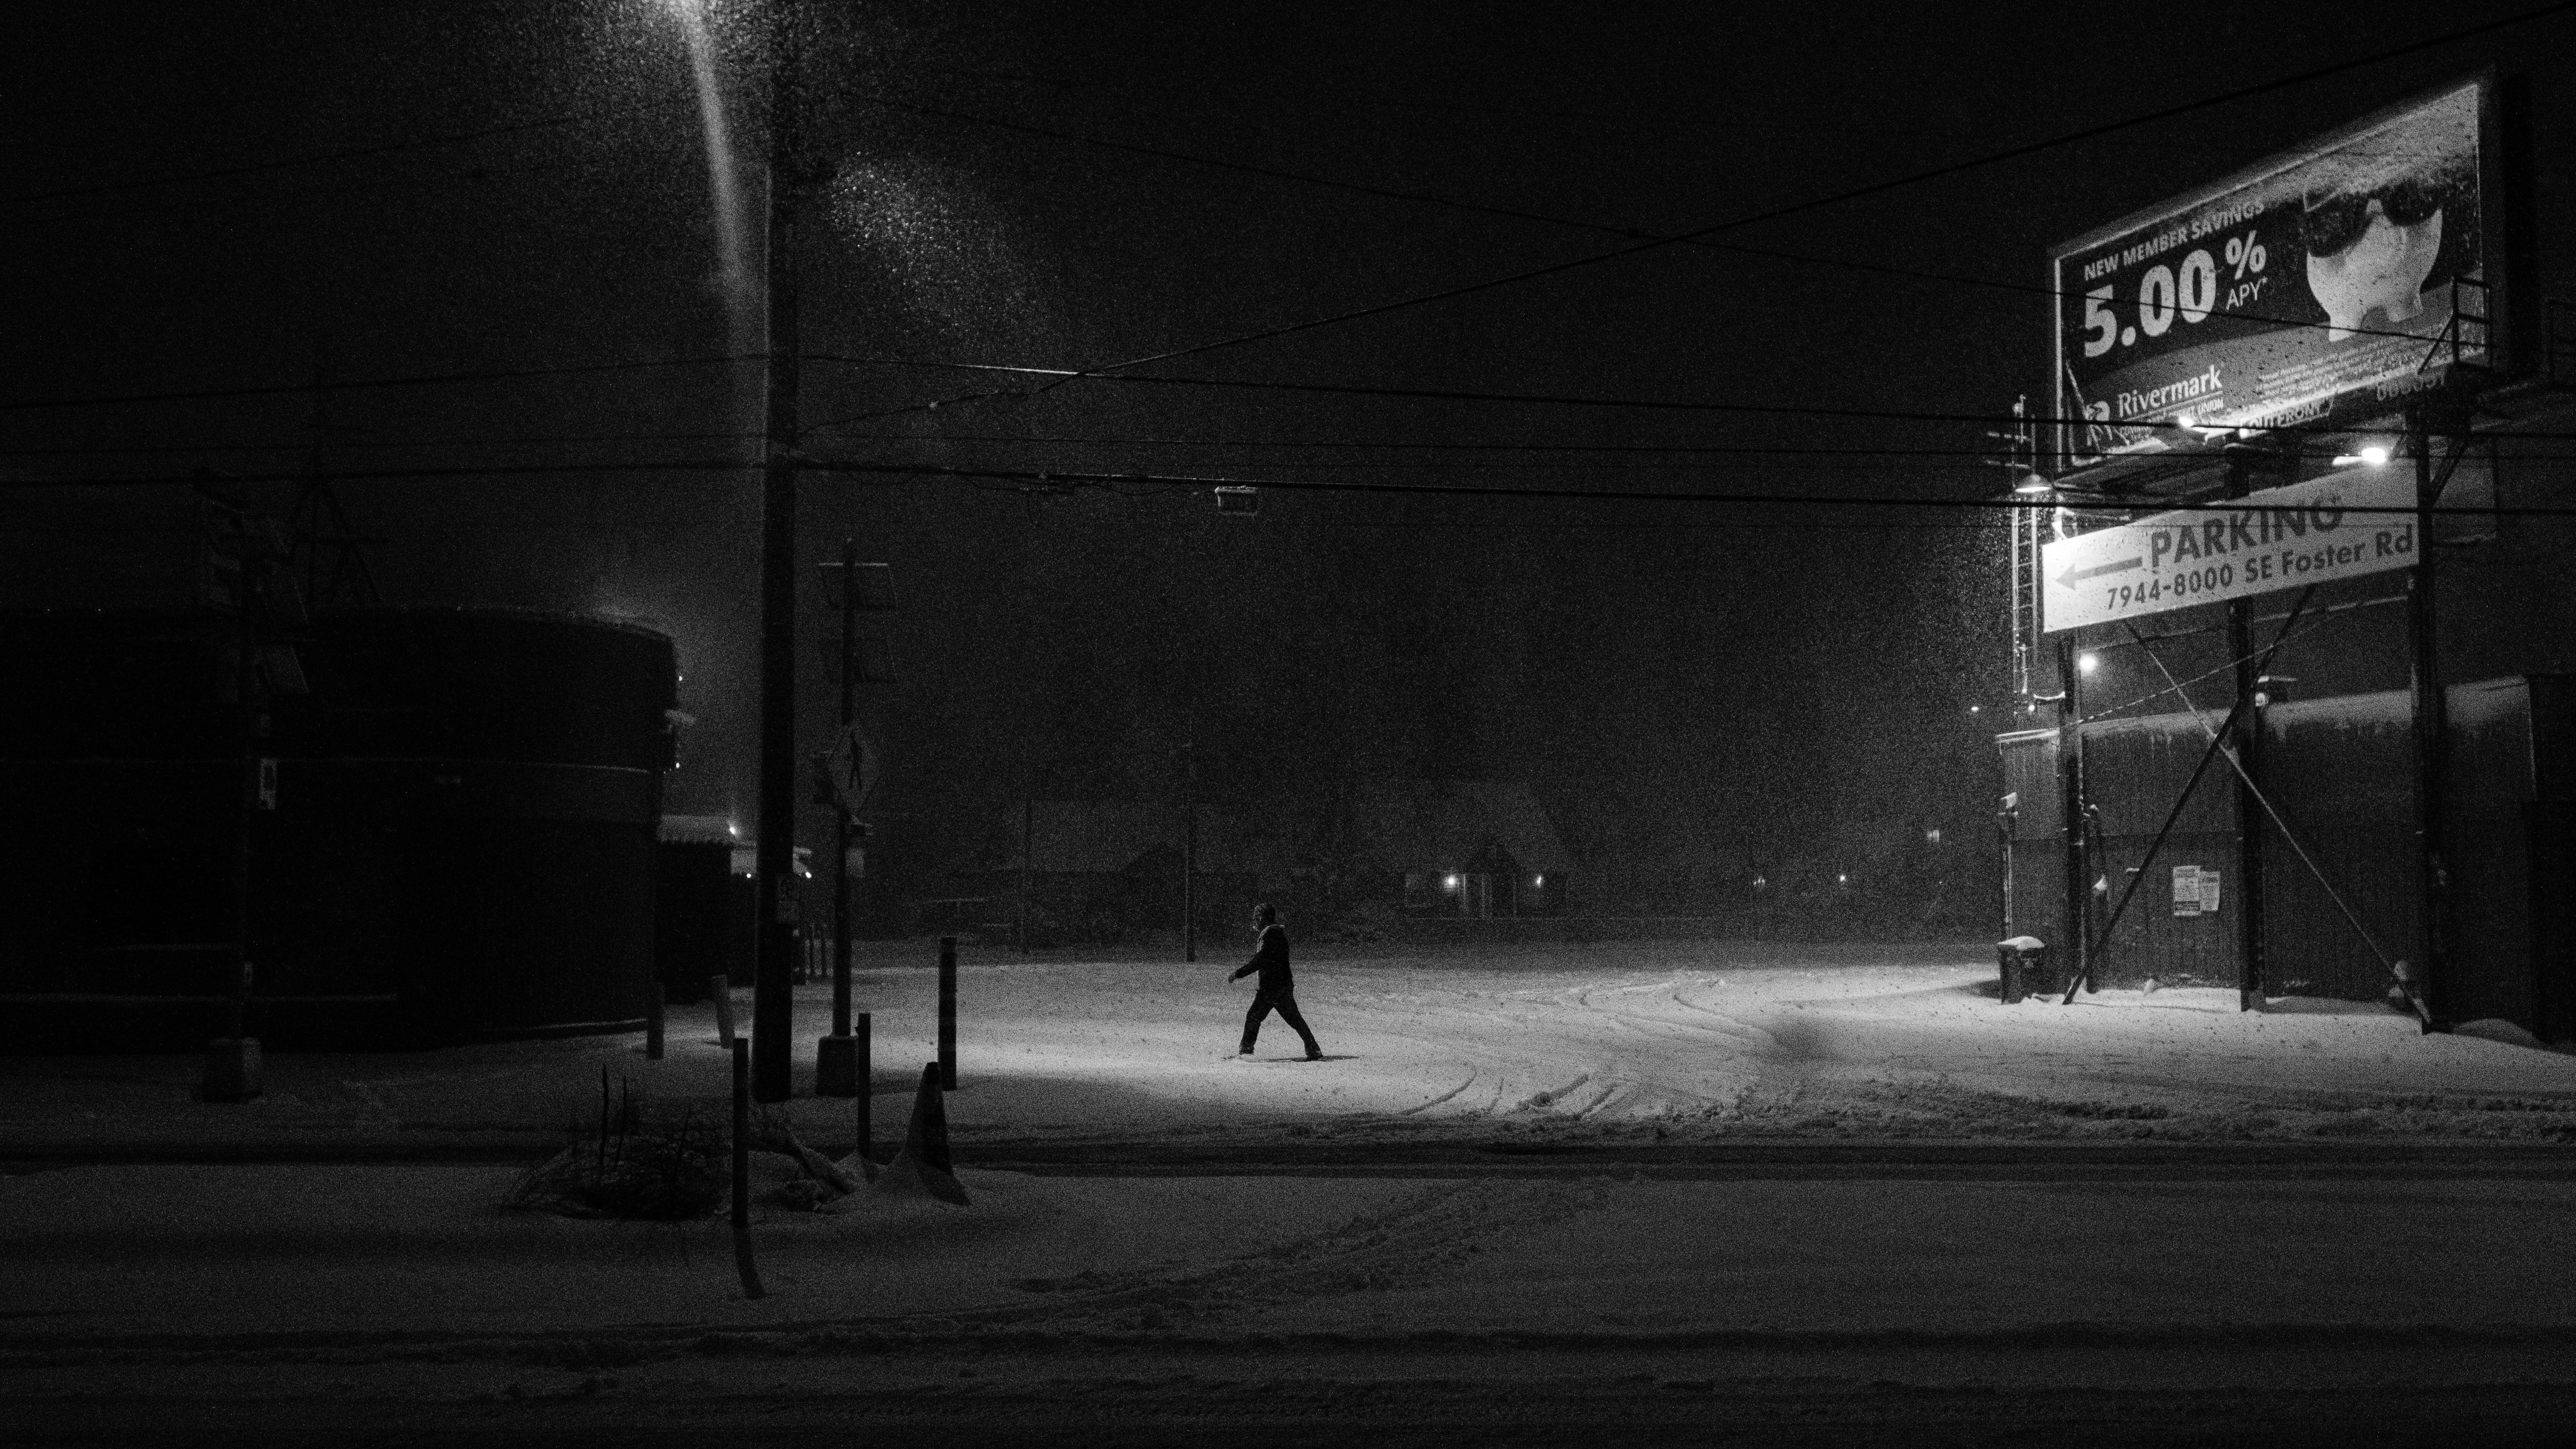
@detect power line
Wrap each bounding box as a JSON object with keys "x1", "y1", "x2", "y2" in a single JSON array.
[
  {"x1": 867, "y1": 96, "x2": 2480, "y2": 353},
  {"x1": 1, "y1": 355, "x2": 758, "y2": 413},
  {"x1": 804, "y1": 352, "x2": 2576, "y2": 444},
  {"x1": 817, "y1": 429, "x2": 2576, "y2": 462},
  {"x1": 951, "y1": 1, "x2": 2576, "y2": 393},
  {"x1": 13, "y1": 147, "x2": 616, "y2": 229},
  {"x1": 36, "y1": 427, "x2": 2576, "y2": 474},
  {"x1": 3, "y1": 111, "x2": 599, "y2": 208},
  {"x1": 915, "y1": 58, "x2": 2341, "y2": 158},
  {"x1": 810, "y1": 463, "x2": 2576, "y2": 517},
  {"x1": 14, "y1": 456, "x2": 2572, "y2": 519},
  {"x1": 0, "y1": 430, "x2": 761, "y2": 458}
]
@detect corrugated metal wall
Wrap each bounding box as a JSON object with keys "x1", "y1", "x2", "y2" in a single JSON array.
[
  {"x1": 1997, "y1": 729, "x2": 2064, "y2": 951},
  {"x1": 2084, "y1": 709, "x2": 2240, "y2": 988},
  {"x1": 1995, "y1": 677, "x2": 2573, "y2": 1034}
]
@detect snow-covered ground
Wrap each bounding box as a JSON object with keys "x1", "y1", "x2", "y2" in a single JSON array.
[
  {"x1": 858, "y1": 938, "x2": 2576, "y2": 1147},
  {"x1": 7, "y1": 941, "x2": 2575, "y2": 1441},
  {"x1": 4, "y1": 940, "x2": 2572, "y2": 1152}
]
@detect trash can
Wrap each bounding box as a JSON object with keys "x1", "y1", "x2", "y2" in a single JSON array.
[{"x1": 1997, "y1": 936, "x2": 2048, "y2": 1004}]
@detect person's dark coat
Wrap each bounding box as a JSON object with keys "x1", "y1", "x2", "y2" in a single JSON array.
[{"x1": 1230, "y1": 922, "x2": 1292, "y2": 993}]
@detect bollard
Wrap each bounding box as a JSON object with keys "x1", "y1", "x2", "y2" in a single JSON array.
[
  {"x1": 202, "y1": 960, "x2": 261, "y2": 1103},
  {"x1": 730, "y1": 1037, "x2": 766, "y2": 1299},
  {"x1": 201, "y1": 1036, "x2": 262, "y2": 1104},
  {"x1": 645, "y1": 983, "x2": 666, "y2": 1060},
  {"x1": 937, "y1": 936, "x2": 957, "y2": 1091},
  {"x1": 710, "y1": 974, "x2": 736, "y2": 1046},
  {"x1": 1996, "y1": 936, "x2": 2048, "y2": 1005},
  {"x1": 816, "y1": 1033, "x2": 858, "y2": 1096},
  {"x1": 819, "y1": 1021, "x2": 860, "y2": 1098},
  {"x1": 855, "y1": 1011, "x2": 873, "y2": 1163}
]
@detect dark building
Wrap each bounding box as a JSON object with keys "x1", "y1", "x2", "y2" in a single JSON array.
[
  {"x1": 971, "y1": 800, "x2": 1273, "y2": 945},
  {"x1": 0, "y1": 606, "x2": 676, "y2": 1047},
  {"x1": 1359, "y1": 780, "x2": 1575, "y2": 918}
]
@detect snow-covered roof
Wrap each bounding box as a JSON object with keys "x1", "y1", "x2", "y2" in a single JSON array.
[
  {"x1": 1352, "y1": 780, "x2": 1575, "y2": 874},
  {"x1": 992, "y1": 801, "x2": 1274, "y2": 874},
  {"x1": 658, "y1": 814, "x2": 738, "y2": 845}
]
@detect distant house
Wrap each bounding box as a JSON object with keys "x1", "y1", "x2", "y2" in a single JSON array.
[
  {"x1": 1351, "y1": 781, "x2": 1575, "y2": 917},
  {"x1": 966, "y1": 801, "x2": 1280, "y2": 942}
]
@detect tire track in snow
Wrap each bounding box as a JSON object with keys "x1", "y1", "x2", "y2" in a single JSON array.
[
  {"x1": 1665, "y1": 983, "x2": 1783, "y2": 1047},
  {"x1": 1513, "y1": 1072, "x2": 1592, "y2": 1114},
  {"x1": 1570, "y1": 1078, "x2": 1627, "y2": 1119},
  {"x1": 1395, "y1": 1071, "x2": 1477, "y2": 1117}
]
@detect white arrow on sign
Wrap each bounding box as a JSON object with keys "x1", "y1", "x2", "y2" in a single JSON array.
[
  {"x1": 2054, "y1": 555, "x2": 2143, "y2": 590},
  {"x1": 2040, "y1": 463, "x2": 2417, "y2": 633}
]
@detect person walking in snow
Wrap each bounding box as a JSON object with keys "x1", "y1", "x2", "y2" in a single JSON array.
[{"x1": 1230, "y1": 902, "x2": 1322, "y2": 1060}]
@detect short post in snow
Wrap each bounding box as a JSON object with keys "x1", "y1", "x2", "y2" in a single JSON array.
[
  {"x1": 730, "y1": 1036, "x2": 765, "y2": 1299},
  {"x1": 710, "y1": 974, "x2": 736, "y2": 1046},
  {"x1": 937, "y1": 935, "x2": 957, "y2": 1090},
  {"x1": 854, "y1": 1010, "x2": 873, "y2": 1163},
  {"x1": 201, "y1": 960, "x2": 262, "y2": 1104}
]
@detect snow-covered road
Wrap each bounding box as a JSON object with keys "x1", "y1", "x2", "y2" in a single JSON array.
[
  {"x1": 4, "y1": 940, "x2": 2570, "y2": 1155},
  {"x1": 840, "y1": 940, "x2": 2576, "y2": 1148}
]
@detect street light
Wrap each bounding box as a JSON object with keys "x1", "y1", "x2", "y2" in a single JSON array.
[
  {"x1": 752, "y1": 3, "x2": 806, "y2": 1102},
  {"x1": 651, "y1": 0, "x2": 806, "y2": 1099}
]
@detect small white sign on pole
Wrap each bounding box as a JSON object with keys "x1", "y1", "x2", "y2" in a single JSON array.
[{"x1": 2042, "y1": 464, "x2": 2416, "y2": 633}]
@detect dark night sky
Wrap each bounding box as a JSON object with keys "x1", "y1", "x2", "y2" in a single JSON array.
[{"x1": 11, "y1": 1, "x2": 2576, "y2": 897}]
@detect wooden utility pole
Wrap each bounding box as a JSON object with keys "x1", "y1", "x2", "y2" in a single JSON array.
[
  {"x1": 1183, "y1": 742, "x2": 1198, "y2": 963},
  {"x1": 751, "y1": 14, "x2": 803, "y2": 1102},
  {"x1": 815, "y1": 538, "x2": 860, "y2": 1097}
]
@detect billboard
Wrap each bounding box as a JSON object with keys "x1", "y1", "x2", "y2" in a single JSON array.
[{"x1": 2052, "y1": 76, "x2": 2498, "y2": 471}]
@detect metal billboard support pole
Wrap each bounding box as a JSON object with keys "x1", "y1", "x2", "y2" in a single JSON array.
[
  {"x1": 2055, "y1": 632, "x2": 2088, "y2": 998},
  {"x1": 2226, "y1": 452, "x2": 2268, "y2": 1014},
  {"x1": 2405, "y1": 400, "x2": 2468, "y2": 1031},
  {"x1": 752, "y1": 18, "x2": 803, "y2": 1102}
]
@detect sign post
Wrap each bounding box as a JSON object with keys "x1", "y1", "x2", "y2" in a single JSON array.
[{"x1": 816, "y1": 546, "x2": 893, "y2": 1098}]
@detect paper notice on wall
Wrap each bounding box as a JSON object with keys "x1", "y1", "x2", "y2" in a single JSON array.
[{"x1": 2171, "y1": 865, "x2": 2223, "y2": 915}]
